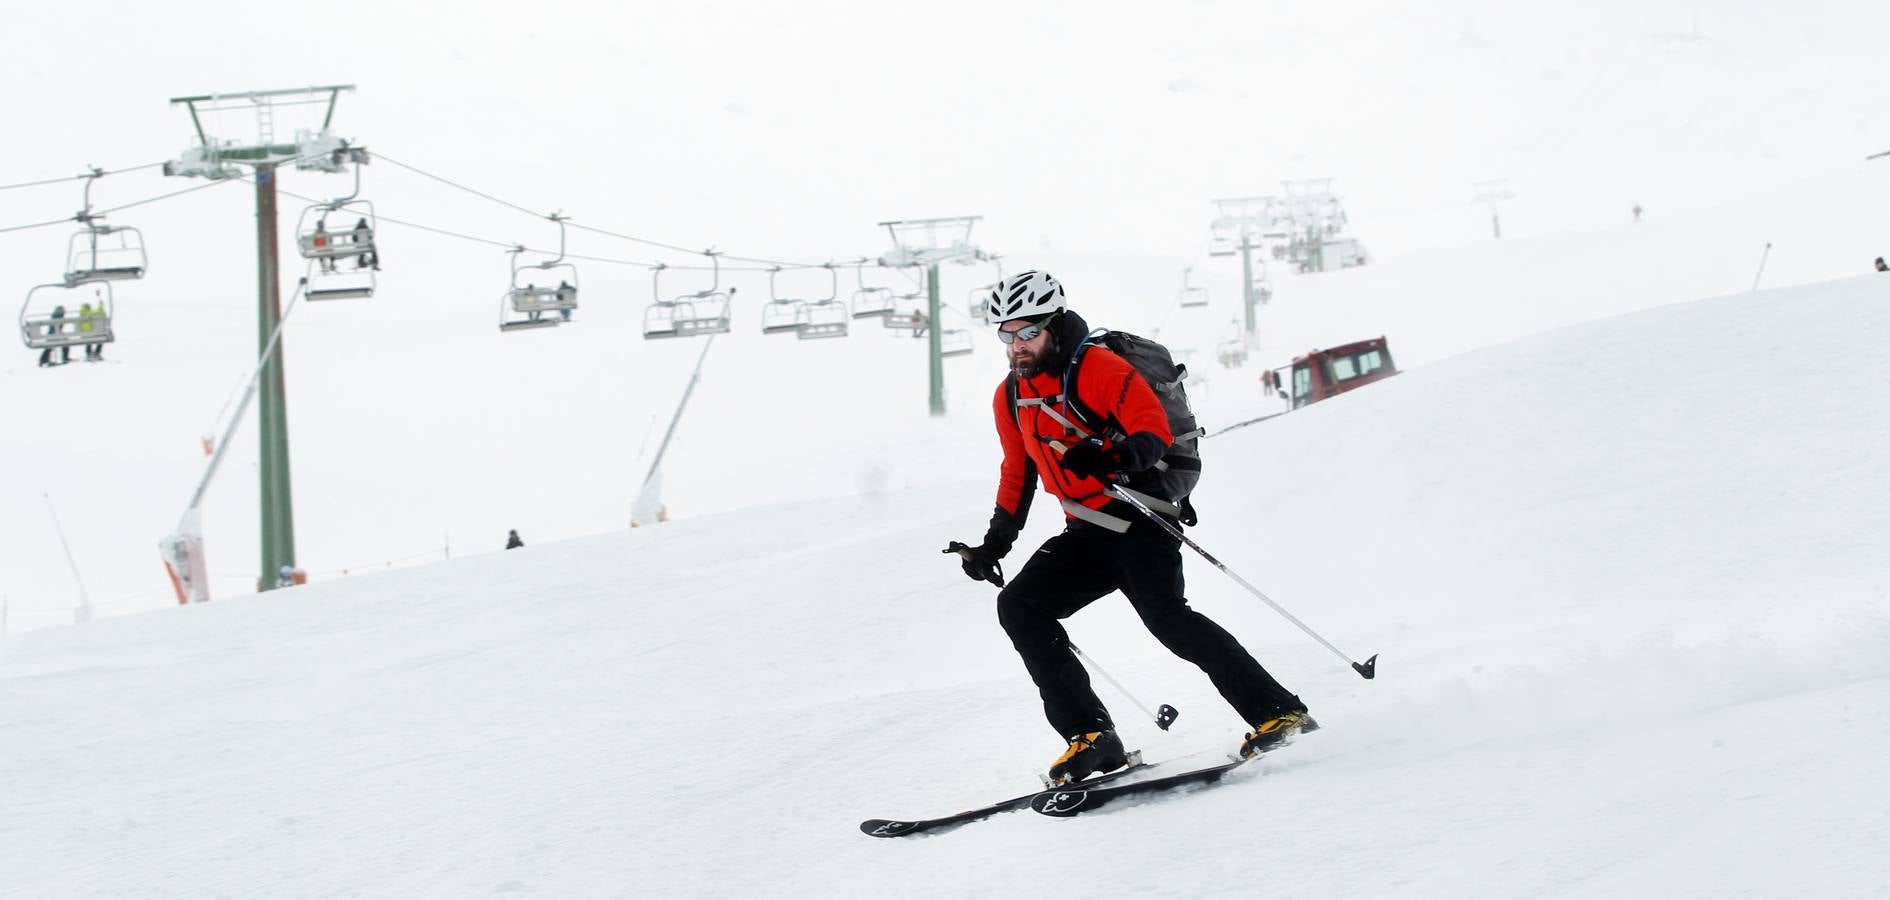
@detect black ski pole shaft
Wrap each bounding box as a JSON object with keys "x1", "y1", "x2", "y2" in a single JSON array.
[
  {"x1": 1105, "y1": 484, "x2": 1378, "y2": 679},
  {"x1": 1068, "y1": 642, "x2": 1180, "y2": 731}
]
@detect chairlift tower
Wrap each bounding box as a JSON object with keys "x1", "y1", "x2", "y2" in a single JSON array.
[
  {"x1": 1472, "y1": 179, "x2": 1514, "y2": 239},
  {"x1": 164, "y1": 84, "x2": 358, "y2": 591},
  {"x1": 877, "y1": 216, "x2": 984, "y2": 416},
  {"x1": 1209, "y1": 196, "x2": 1278, "y2": 347}
]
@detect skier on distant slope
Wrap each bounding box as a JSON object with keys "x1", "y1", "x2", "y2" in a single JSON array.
[{"x1": 945, "y1": 270, "x2": 1313, "y2": 786}]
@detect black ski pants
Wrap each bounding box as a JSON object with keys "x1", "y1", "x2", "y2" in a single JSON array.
[{"x1": 996, "y1": 513, "x2": 1304, "y2": 739}]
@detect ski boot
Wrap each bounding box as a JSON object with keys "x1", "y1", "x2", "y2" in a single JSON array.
[
  {"x1": 1239, "y1": 710, "x2": 1318, "y2": 758},
  {"x1": 1047, "y1": 729, "x2": 1130, "y2": 786}
]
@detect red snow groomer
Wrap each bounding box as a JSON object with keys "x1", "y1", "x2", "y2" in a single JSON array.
[{"x1": 1286, "y1": 336, "x2": 1398, "y2": 409}]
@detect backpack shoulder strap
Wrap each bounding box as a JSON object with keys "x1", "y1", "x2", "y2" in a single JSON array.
[{"x1": 1060, "y1": 330, "x2": 1109, "y2": 433}]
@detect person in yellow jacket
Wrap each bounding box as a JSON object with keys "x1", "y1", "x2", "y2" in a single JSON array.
[{"x1": 78, "y1": 302, "x2": 105, "y2": 361}]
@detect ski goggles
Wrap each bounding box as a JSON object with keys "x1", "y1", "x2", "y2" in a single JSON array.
[{"x1": 996, "y1": 320, "x2": 1051, "y2": 344}]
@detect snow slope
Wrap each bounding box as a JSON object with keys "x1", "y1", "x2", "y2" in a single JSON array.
[{"x1": 4, "y1": 272, "x2": 1885, "y2": 897}]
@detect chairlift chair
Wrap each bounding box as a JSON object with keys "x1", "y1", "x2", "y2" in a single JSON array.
[
  {"x1": 499, "y1": 246, "x2": 579, "y2": 332},
  {"x1": 760, "y1": 299, "x2": 805, "y2": 334},
  {"x1": 1216, "y1": 320, "x2": 1248, "y2": 368},
  {"x1": 795, "y1": 301, "x2": 849, "y2": 340},
  {"x1": 883, "y1": 306, "x2": 929, "y2": 336},
  {"x1": 645, "y1": 256, "x2": 733, "y2": 339},
  {"x1": 296, "y1": 200, "x2": 379, "y2": 264},
  {"x1": 763, "y1": 265, "x2": 837, "y2": 336},
  {"x1": 940, "y1": 328, "x2": 973, "y2": 357},
  {"x1": 850, "y1": 263, "x2": 896, "y2": 319},
  {"x1": 967, "y1": 282, "x2": 1000, "y2": 323},
  {"x1": 643, "y1": 301, "x2": 680, "y2": 339},
  {"x1": 20, "y1": 281, "x2": 113, "y2": 350},
  {"x1": 1178, "y1": 267, "x2": 1209, "y2": 308},
  {"x1": 64, "y1": 223, "x2": 147, "y2": 285},
  {"x1": 61, "y1": 169, "x2": 148, "y2": 285}
]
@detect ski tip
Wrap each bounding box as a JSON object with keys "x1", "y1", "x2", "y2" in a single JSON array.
[
  {"x1": 860, "y1": 819, "x2": 921, "y2": 838},
  {"x1": 1031, "y1": 789, "x2": 1093, "y2": 817},
  {"x1": 1352, "y1": 653, "x2": 1378, "y2": 680}
]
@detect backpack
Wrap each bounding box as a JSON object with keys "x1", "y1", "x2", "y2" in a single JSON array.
[{"x1": 1008, "y1": 328, "x2": 1203, "y2": 524}]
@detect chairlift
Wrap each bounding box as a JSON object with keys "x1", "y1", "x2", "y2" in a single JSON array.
[
  {"x1": 1179, "y1": 267, "x2": 1209, "y2": 308},
  {"x1": 65, "y1": 224, "x2": 147, "y2": 285},
  {"x1": 796, "y1": 300, "x2": 849, "y2": 340},
  {"x1": 63, "y1": 170, "x2": 147, "y2": 284},
  {"x1": 883, "y1": 307, "x2": 929, "y2": 336},
  {"x1": 960, "y1": 255, "x2": 1004, "y2": 323},
  {"x1": 762, "y1": 264, "x2": 838, "y2": 336},
  {"x1": 1216, "y1": 320, "x2": 1248, "y2": 368},
  {"x1": 499, "y1": 217, "x2": 579, "y2": 332},
  {"x1": 850, "y1": 261, "x2": 896, "y2": 319},
  {"x1": 20, "y1": 281, "x2": 113, "y2": 351},
  {"x1": 940, "y1": 328, "x2": 973, "y2": 358},
  {"x1": 645, "y1": 254, "x2": 733, "y2": 339},
  {"x1": 883, "y1": 276, "x2": 929, "y2": 334},
  {"x1": 296, "y1": 152, "x2": 379, "y2": 300}
]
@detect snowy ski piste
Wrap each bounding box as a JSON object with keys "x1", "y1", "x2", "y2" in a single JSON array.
[{"x1": 4, "y1": 270, "x2": 1886, "y2": 896}]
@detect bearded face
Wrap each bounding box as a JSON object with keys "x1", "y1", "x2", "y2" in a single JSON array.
[{"x1": 1009, "y1": 329, "x2": 1057, "y2": 378}]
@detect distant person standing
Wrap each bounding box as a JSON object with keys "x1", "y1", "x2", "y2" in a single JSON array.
[
  {"x1": 1875, "y1": 256, "x2": 1887, "y2": 273},
  {"x1": 1632, "y1": 203, "x2": 1644, "y2": 223},
  {"x1": 506, "y1": 529, "x2": 525, "y2": 550}
]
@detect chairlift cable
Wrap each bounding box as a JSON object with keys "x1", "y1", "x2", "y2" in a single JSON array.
[
  {"x1": 0, "y1": 177, "x2": 240, "y2": 235},
  {"x1": 375, "y1": 150, "x2": 828, "y2": 271},
  {"x1": 0, "y1": 160, "x2": 164, "y2": 194},
  {"x1": 94, "y1": 177, "x2": 243, "y2": 216},
  {"x1": 0, "y1": 215, "x2": 79, "y2": 236},
  {"x1": 373, "y1": 152, "x2": 558, "y2": 221}
]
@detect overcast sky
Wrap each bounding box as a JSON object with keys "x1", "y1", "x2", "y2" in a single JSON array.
[{"x1": 5, "y1": 0, "x2": 1884, "y2": 276}]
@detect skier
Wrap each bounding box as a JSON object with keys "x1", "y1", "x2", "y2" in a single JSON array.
[
  {"x1": 947, "y1": 270, "x2": 1313, "y2": 786},
  {"x1": 506, "y1": 529, "x2": 524, "y2": 550},
  {"x1": 1875, "y1": 256, "x2": 1887, "y2": 273}
]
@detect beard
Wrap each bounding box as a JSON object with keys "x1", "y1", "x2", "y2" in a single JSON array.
[{"x1": 1010, "y1": 338, "x2": 1057, "y2": 379}]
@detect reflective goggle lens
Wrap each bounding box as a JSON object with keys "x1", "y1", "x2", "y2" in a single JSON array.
[{"x1": 997, "y1": 323, "x2": 1045, "y2": 344}]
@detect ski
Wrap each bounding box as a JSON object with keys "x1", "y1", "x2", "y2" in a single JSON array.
[
  {"x1": 860, "y1": 751, "x2": 1152, "y2": 838},
  {"x1": 1029, "y1": 721, "x2": 1318, "y2": 818},
  {"x1": 1028, "y1": 755, "x2": 1250, "y2": 817}
]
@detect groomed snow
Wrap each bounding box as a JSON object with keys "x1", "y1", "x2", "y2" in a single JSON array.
[{"x1": 4, "y1": 272, "x2": 1885, "y2": 896}]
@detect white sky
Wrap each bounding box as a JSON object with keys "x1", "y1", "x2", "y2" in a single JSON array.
[{"x1": 5, "y1": 0, "x2": 1886, "y2": 266}]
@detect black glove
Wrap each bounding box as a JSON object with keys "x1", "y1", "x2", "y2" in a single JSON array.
[
  {"x1": 943, "y1": 540, "x2": 1006, "y2": 587},
  {"x1": 1057, "y1": 438, "x2": 1121, "y2": 480}
]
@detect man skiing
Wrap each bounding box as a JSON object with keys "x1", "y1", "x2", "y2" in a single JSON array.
[{"x1": 948, "y1": 270, "x2": 1312, "y2": 786}]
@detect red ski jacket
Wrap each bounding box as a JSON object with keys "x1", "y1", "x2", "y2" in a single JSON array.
[{"x1": 993, "y1": 346, "x2": 1173, "y2": 523}]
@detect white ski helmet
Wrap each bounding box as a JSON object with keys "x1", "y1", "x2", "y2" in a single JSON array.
[{"x1": 987, "y1": 270, "x2": 1067, "y2": 323}]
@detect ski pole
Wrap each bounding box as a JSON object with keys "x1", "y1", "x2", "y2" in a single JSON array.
[
  {"x1": 1067, "y1": 642, "x2": 1180, "y2": 731},
  {"x1": 1105, "y1": 484, "x2": 1379, "y2": 679},
  {"x1": 1750, "y1": 242, "x2": 1771, "y2": 291}
]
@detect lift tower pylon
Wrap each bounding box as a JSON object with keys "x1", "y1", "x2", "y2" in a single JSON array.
[
  {"x1": 165, "y1": 84, "x2": 358, "y2": 591},
  {"x1": 877, "y1": 216, "x2": 986, "y2": 416}
]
